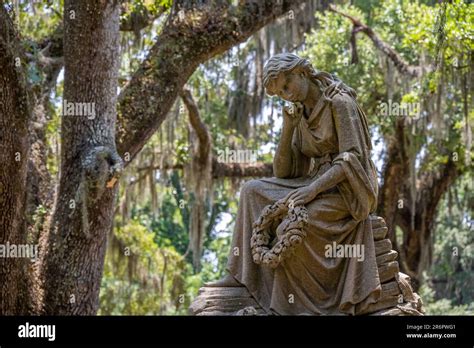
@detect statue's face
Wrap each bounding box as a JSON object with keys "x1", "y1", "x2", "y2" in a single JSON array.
[{"x1": 266, "y1": 70, "x2": 309, "y2": 103}]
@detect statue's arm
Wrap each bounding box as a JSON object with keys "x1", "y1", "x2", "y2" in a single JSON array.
[
  {"x1": 283, "y1": 164, "x2": 345, "y2": 206},
  {"x1": 283, "y1": 94, "x2": 374, "y2": 205},
  {"x1": 274, "y1": 106, "x2": 309, "y2": 178},
  {"x1": 273, "y1": 121, "x2": 295, "y2": 178},
  {"x1": 274, "y1": 122, "x2": 311, "y2": 178},
  {"x1": 309, "y1": 95, "x2": 365, "y2": 194},
  {"x1": 310, "y1": 95, "x2": 368, "y2": 195}
]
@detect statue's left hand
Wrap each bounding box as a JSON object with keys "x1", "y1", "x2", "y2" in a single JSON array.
[{"x1": 283, "y1": 184, "x2": 319, "y2": 207}]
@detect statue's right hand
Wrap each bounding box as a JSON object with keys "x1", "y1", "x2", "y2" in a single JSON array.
[{"x1": 283, "y1": 104, "x2": 303, "y2": 128}]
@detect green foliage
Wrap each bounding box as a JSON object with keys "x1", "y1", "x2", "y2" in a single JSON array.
[
  {"x1": 99, "y1": 187, "x2": 237, "y2": 314},
  {"x1": 121, "y1": 0, "x2": 172, "y2": 19},
  {"x1": 16, "y1": 0, "x2": 63, "y2": 41},
  {"x1": 187, "y1": 65, "x2": 274, "y2": 162},
  {"x1": 200, "y1": 218, "x2": 234, "y2": 284},
  {"x1": 302, "y1": 4, "x2": 384, "y2": 120},
  {"x1": 132, "y1": 194, "x2": 189, "y2": 255},
  {"x1": 419, "y1": 285, "x2": 474, "y2": 315},
  {"x1": 423, "y1": 173, "x2": 474, "y2": 307},
  {"x1": 303, "y1": 0, "x2": 473, "y2": 158},
  {"x1": 99, "y1": 219, "x2": 193, "y2": 315}
]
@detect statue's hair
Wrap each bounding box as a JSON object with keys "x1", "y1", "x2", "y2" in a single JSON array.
[{"x1": 263, "y1": 53, "x2": 356, "y2": 98}]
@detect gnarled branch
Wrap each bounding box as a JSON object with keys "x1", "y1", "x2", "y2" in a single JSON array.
[
  {"x1": 117, "y1": 0, "x2": 306, "y2": 165},
  {"x1": 180, "y1": 88, "x2": 211, "y2": 165},
  {"x1": 329, "y1": 5, "x2": 432, "y2": 77}
]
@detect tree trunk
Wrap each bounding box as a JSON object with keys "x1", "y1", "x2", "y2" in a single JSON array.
[
  {"x1": 377, "y1": 119, "x2": 410, "y2": 238},
  {"x1": 397, "y1": 159, "x2": 459, "y2": 289},
  {"x1": 0, "y1": 4, "x2": 33, "y2": 314},
  {"x1": 40, "y1": 0, "x2": 122, "y2": 315}
]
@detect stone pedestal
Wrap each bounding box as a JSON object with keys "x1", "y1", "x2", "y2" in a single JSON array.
[{"x1": 189, "y1": 287, "x2": 265, "y2": 316}]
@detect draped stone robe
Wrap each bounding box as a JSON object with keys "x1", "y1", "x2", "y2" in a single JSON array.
[{"x1": 226, "y1": 81, "x2": 382, "y2": 315}]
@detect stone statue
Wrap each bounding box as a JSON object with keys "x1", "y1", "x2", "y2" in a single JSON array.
[{"x1": 190, "y1": 53, "x2": 423, "y2": 316}]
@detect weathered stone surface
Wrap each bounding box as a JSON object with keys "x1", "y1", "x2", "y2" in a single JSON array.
[
  {"x1": 197, "y1": 286, "x2": 252, "y2": 298},
  {"x1": 370, "y1": 215, "x2": 386, "y2": 230},
  {"x1": 381, "y1": 280, "x2": 401, "y2": 297},
  {"x1": 358, "y1": 294, "x2": 400, "y2": 315},
  {"x1": 378, "y1": 261, "x2": 400, "y2": 283},
  {"x1": 190, "y1": 270, "x2": 424, "y2": 316},
  {"x1": 375, "y1": 238, "x2": 392, "y2": 256},
  {"x1": 371, "y1": 304, "x2": 423, "y2": 316},
  {"x1": 189, "y1": 286, "x2": 264, "y2": 316},
  {"x1": 372, "y1": 273, "x2": 424, "y2": 316},
  {"x1": 373, "y1": 226, "x2": 388, "y2": 241},
  {"x1": 190, "y1": 216, "x2": 423, "y2": 316},
  {"x1": 376, "y1": 250, "x2": 398, "y2": 266}
]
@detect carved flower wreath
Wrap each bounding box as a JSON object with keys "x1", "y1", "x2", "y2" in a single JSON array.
[{"x1": 250, "y1": 199, "x2": 308, "y2": 268}]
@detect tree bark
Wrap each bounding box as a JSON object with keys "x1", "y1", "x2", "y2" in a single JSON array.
[
  {"x1": 396, "y1": 158, "x2": 459, "y2": 289},
  {"x1": 40, "y1": 0, "x2": 122, "y2": 315},
  {"x1": 0, "y1": 3, "x2": 33, "y2": 314},
  {"x1": 180, "y1": 88, "x2": 212, "y2": 270},
  {"x1": 26, "y1": 27, "x2": 64, "y2": 236},
  {"x1": 137, "y1": 160, "x2": 273, "y2": 179},
  {"x1": 212, "y1": 160, "x2": 273, "y2": 178},
  {"x1": 377, "y1": 119, "x2": 411, "y2": 238}
]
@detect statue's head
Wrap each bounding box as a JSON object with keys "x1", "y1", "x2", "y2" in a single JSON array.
[{"x1": 263, "y1": 53, "x2": 317, "y2": 103}]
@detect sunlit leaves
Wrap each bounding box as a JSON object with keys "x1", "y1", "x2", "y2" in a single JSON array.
[{"x1": 15, "y1": 0, "x2": 62, "y2": 41}]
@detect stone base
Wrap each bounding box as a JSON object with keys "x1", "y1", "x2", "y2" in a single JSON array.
[
  {"x1": 189, "y1": 286, "x2": 265, "y2": 316},
  {"x1": 189, "y1": 271, "x2": 423, "y2": 316}
]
